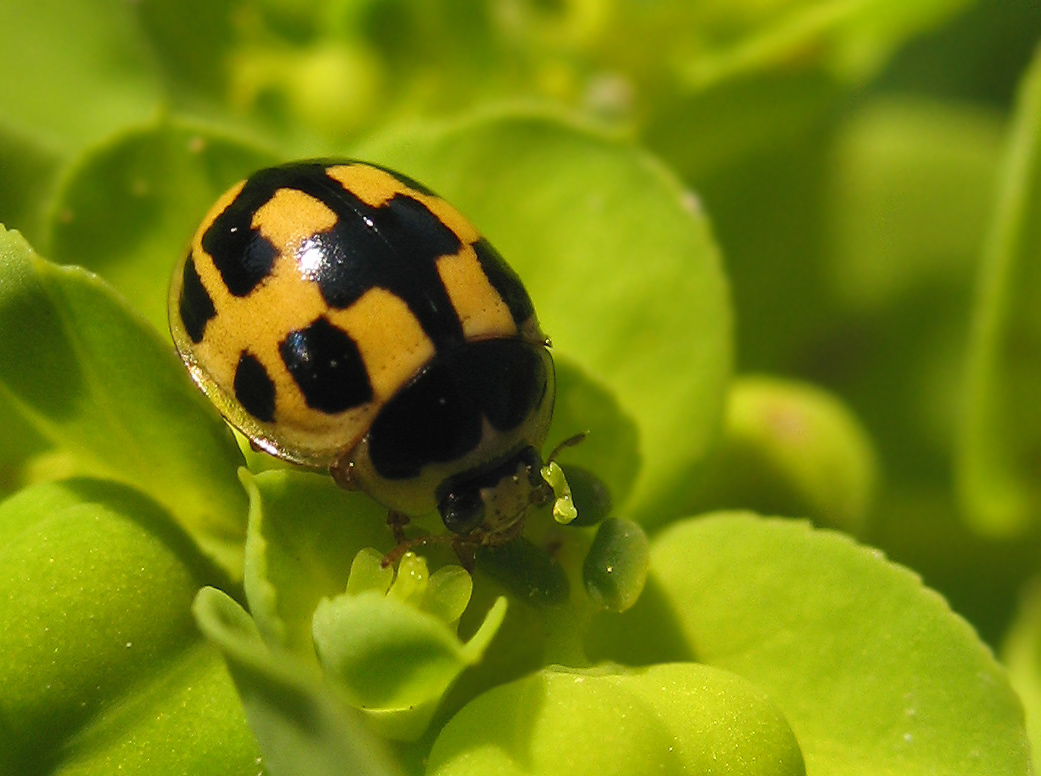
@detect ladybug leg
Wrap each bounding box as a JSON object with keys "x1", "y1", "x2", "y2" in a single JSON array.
[
  {"x1": 379, "y1": 529, "x2": 479, "y2": 572},
  {"x1": 380, "y1": 532, "x2": 453, "y2": 568},
  {"x1": 329, "y1": 457, "x2": 361, "y2": 490},
  {"x1": 386, "y1": 510, "x2": 410, "y2": 544},
  {"x1": 451, "y1": 540, "x2": 477, "y2": 573}
]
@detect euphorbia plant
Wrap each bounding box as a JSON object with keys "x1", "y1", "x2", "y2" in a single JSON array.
[{"x1": 0, "y1": 1, "x2": 1038, "y2": 775}]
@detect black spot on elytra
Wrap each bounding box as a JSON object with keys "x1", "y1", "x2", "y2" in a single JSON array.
[
  {"x1": 462, "y1": 338, "x2": 546, "y2": 432},
  {"x1": 179, "y1": 252, "x2": 216, "y2": 343},
  {"x1": 205, "y1": 160, "x2": 473, "y2": 350},
  {"x1": 367, "y1": 357, "x2": 483, "y2": 480},
  {"x1": 234, "y1": 352, "x2": 276, "y2": 422},
  {"x1": 303, "y1": 190, "x2": 464, "y2": 349},
  {"x1": 368, "y1": 340, "x2": 551, "y2": 479},
  {"x1": 201, "y1": 192, "x2": 280, "y2": 297},
  {"x1": 472, "y1": 238, "x2": 535, "y2": 326},
  {"x1": 279, "y1": 317, "x2": 372, "y2": 413}
]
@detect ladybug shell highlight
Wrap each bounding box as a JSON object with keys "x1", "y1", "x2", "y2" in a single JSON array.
[{"x1": 170, "y1": 160, "x2": 555, "y2": 520}]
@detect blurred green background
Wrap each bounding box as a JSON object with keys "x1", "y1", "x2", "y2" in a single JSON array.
[{"x1": 1, "y1": 0, "x2": 1041, "y2": 675}]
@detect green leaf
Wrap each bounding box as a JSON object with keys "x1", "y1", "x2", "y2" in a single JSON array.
[
  {"x1": 0, "y1": 0, "x2": 162, "y2": 154},
  {"x1": 357, "y1": 109, "x2": 732, "y2": 526},
  {"x1": 958, "y1": 45, "x2": 1041, "y2": 536},
  {"x1": 135, "y1": 0, "x2": 236, "y2": 94},
  {"x1": 50, "y1": 643, "x2": 259, "y2": 776},
  {"x1": 0, "y1": 228, "x2": 248, "y2": 577},
  {"x1": 0, "y1": 479, "x2": 259, "y2": 775},
  {"x1": 241, "y1": 468, "x2": 394, "y2": 664},
  {"x1": 645, "y1": 70, "x2": 844, "y2": 184},
  {"x1": 549, "y1": 358, "x2": 640, "y2": 510},
  {"x1": 427, "y1": 663, "x2": 805, "y2": 776},
  {"x1": 591, "y1": 514, "x2": 1030, "y2": 775},
  {"x1": 883, "y1": 0, "x2": 1039, "y2": 104},
  {"x1": 1003, "y1": 580, "x2": 1041, "y2": 769},
  {"x1": 686, "y1": 376, "x2": 878, "y2": 534},
  {"x1": 0, "y1": 388, "x2": 50, "y2": 502},
  {"x1": 674, "y1": 0, "x2": 976, "y2": 89},
  {"x1": 194, "y1": 586, "x2": 400, "y2": 776},
  {"x1": 818, "y1": 97, "x2": 1003, "y2": 490},
  {"x1": 0, "y1": 121, "x2": 61, "y2": 244},
  {"x1": 242, "y1": 468, "x2": 510, "y2": 741},
  {"x1": 312, "y1": 587, "x2": 507, "y2": 740},
  {"x1": 44, "y1": 119, "x2": 277, "y2": 331}
]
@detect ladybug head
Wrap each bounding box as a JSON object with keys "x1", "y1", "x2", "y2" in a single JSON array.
[{"x1": 437, "y1": 447, "x2": 553, "y2": 540}]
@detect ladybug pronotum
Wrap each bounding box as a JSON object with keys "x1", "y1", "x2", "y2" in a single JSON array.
[{"x1": 169, "y1": 159, "x2": 558, "y2": 551}]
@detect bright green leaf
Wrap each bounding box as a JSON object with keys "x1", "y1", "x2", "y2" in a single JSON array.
[
  {"x1": 357, "y1": 109, "x2": 732, "y2": 526},
  {"x1": 50, "y1": 643, "x2": 260, "y2": 776},
  {"x1": 0, "y1": 228, "x2": 248, "y2": 577},
  {"x1": 44, "y1": 120, "x2": 277, "y2": 331},
  {"x1": 0, "y1": 479, "x2": 258, "y2": 775},
  {"x1": 958, "y1": 44, "x2": 1041, "y2": 536},
  {"x1": 241, "y1": 468, "x2": 394, "y2": 664},
  {"x1": 194, "y1": 586, "x2": 400, "y2": 776},
  {"x1": 312, "y1": 589, "x2": 507, "y2": 740},
  {"x1": 428, "y1": 663, "x2": 805, "y2": 776},
  {"x1": 595, "y1": 514, "x2": 1030, "y2": 776}
]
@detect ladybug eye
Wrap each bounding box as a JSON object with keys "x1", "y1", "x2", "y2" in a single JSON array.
[{"x1": 439, "y1": 488, "x2": 486, "y2": 535}]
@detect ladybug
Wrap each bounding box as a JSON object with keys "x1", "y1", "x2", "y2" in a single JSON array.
[{"x1": 169, "y1": 159, "x2": 560, "y2": 552}]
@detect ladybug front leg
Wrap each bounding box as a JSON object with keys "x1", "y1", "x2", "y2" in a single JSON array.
[
  {"x1": 386, "y1": 510, "x2": 410, "y2": 544},
  {"x1": 329, "y1": 457, "x2": 361, "y2": 490},
  {"x1": 450, "y1": 539, "x2": 477, "y2": 573},
  {"x1": 380, "y1": 530, "x2": 456, "y2": 568}
]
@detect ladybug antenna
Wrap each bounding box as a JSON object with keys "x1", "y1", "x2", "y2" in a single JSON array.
[{"x1": 547, "y1": 431, "x2": 588, "y2": 464}]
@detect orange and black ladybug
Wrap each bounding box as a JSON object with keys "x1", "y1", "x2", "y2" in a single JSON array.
[{"x1": 170, "y1": 160, "x2": 561, "y2": 548}]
